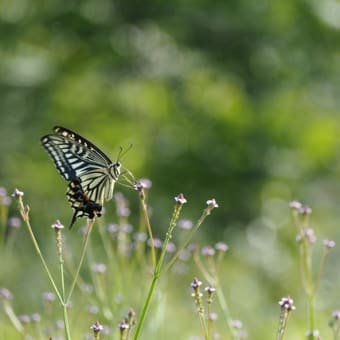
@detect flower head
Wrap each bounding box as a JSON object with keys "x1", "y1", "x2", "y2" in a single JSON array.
[
  {"x1": 323, "y1": 239, "x2": 336, "y2": 249},
  {"x1": 8, "y1": 217, "x2": 21, "y2": 228},
  {"x1": 91, "y1": 321, "x2": 104, "y2": 333},
  {"x1": 205, "y1": 198, "x2": 219, "y2": 214},
  {"x1": 201, "y1": 246, "x2": 215, "y2": 257},
  {"x1": 11, "y1": 188, "x2": 24, "y2": 198},
  {"x1": 51, "y1": 220, "x2": 64, "y2": 230},
  {"x1": 0, "y1": 288, "x2": 12, "y2": 300},
  {"x1": 289, "y1": 200, "x2": 302, "y2": 210},
  {"x1": 215, "y1": 242, "x2": 229, "y2": 252},
  {"x1": 191, "y1": 278, "x2": 202, "y2": 289},
  {"x1": 92, "y1": 263, "x2": 107, "y2": 274},
  {"x1": 278, "y1": 296, "x2": 296, "y2": 311},
  {"x1": 175, "y1": 193, "x2": 187, "y2": 205},
  {"x1": 206, "y1": 198, "x2": 219, "y2": 208}
]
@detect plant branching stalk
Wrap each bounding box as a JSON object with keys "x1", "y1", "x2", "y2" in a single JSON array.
[
  {"x1": 133, "y1": 201, "x2": 183, "y2": 340},
  {"x1": 164, "y1": 208, "x2": 209, "y2": 273}
]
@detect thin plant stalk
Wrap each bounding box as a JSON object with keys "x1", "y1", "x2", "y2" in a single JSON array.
[
  {"x1": 139, "y1": 191, "x2": 156, "y2": 268},
  {"x1": 315, "y1": 245, "x2": 331, "y2": 294},
  {"x1": 290, "y1": 203, "x2": 317, "y2": 339},
  {"x1": 164, "y1": 208, "x2": 210, "y2": 273},
  {"x1": 55, "y1": 226, "x2": 71, "y2": 340},
  {"x1": 17, "y1": 194, "x2": 71, "y2": 339},
  {"x1": 194, "y1": 252, "x2": 238, "y2": 339},
  {"x1": 67, "y1": 218, "x2": 95, "y2": 301},
  {"x1": 301, "y1": 237, "x2": 316, "y2": 339},
  {"x1": 133, "y1": 199, "x2": 184, "y2": 340},
  {"x1": 16, "y1": 196, "x2": 62, "y2": 303},
  {"x1": 2, "y1": 300, "x2": 24, "y2": 334}
]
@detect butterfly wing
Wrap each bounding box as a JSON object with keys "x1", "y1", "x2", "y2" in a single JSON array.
[
  {"x1": 41, "y1": 126, "x2": 112, "y2": 181},
  {"x1": 41, "y1": 126, "x2": 121, "y2": 223},
  {"x1": 67, "y1": 179, "x2": 102, "y2": 228}
]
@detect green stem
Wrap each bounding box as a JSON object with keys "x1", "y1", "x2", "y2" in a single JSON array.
[
  {"x1": 276, "y1": 310, "x2": 290, "y2": 340},
  {"x1": 216, "y1": 287, "x2": 238, "y2": 339},
  {"x1": 164, "y1": 209, "x2": 208, "y2": 273},
  {"x1": 2, "y1": 300, "x2": 24, "y2": 334},
  {"x1": 133, "y1": 202, "x2": 183, "y2": 340},
  {"x1": 67, "y1": 219, "x2": 94, "y2": 302},
  {"x1": 133, "y1": 274, "x2": 159, "y2": 340},
  {"x1": 315, "y1": 247, "x2": 329, "y2": 294},
  {"x1": 140, "y1": 195, "x2": 156, "y2": 269},
  {"x1": 17, "y1": 198, "x2": 63, "y2": 303},
  {"x1": 302, "y1": 239, "x2": 315, "y2": 338},
  {"x1": 57, "y1": 232, "x2": 71, "y2": 340}
]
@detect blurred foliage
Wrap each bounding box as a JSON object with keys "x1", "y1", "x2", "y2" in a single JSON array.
[{"x1": 1, "y1": 0, "x2": 340, "y2": 338}]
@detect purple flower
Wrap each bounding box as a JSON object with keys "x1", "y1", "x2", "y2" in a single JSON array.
[
  {"x1": 0, "y1": 288, "x2": 12, "y2": 300},
  {"x1": 178, "y1": 219, "x2": 193, "y2": 230},
  {"x1": 215, "y1": 242, "x2": 229, "y2": 252},
  {"x1": 332, "y1": 310, "x2": 340, "y2": 320},
  {"x1": 121, "y1": 223, "x2": 133, "y2": 233},
  {"x1": 205, "y1": 286, "x2": 216, "y2": 294},
  {"x1": 11, "y1": 188, "x2": 24, "y2": 198},
  {"x1": 175, "y1": 193, "x2": 187, "y2": 205},
  {"x1": 191, "y1": 278, "x2": 202, "y2": 289},
  {"x1": 138, "y1": 178, "x2": 152, "y2": 189},
  {"x1": 289, "y1": 200, "x2": 302, "y2": 210},
  {"x1": 201, "y1": 246, "x2": 215, "y2": 257},
  {"x1": 166, "y1": 242, "x2": 176, "y2": 253},
  {"x1": 119, "y1": 320, "x2": 129, "y2": 331},
  {"x1": 107, "y1": 223, "x2": 119, "y2": 233},
  {"x1": 18, "y1": 315, "x2": 30, "y2": 324},
  {"x1": 8, "y1": 217, "x2": 21, "y2": 228},
  {"x1": 42, "y1": 292, "x2": 56, "y2": 302},
  {"x1": 31, "y1": 313, "x2": 41, "y2": 322},
  {"x1": 1, "y1": 196, "x2": 11, "y2": 206},
  {"x1": 92, "y1": 263, "x2": 107, "y2": 274},
  {"x1": 206, "y1": 198, "x2": 219, "y2": 209},
  {"x1": 323, "y1": 239, "x2": 336, "y2": 249},
  {"x1": 147, "y1": 238, "x2": 162, "y2": 248},
  {"x1": 91, "y1": 321, "x2": 104, "y2": 333},
  {"x1": 51, "y1": 220, "x2": 64, "y2": 230},
  {"x1": 231, "y1": 319, "x2": 243, "y2": 329},
  {"x1": 278, "y1": 296, "x2": 296, "y2": 311},
  {"x1": 0, "y1": 187, "x2": 7, "y2": 197}
]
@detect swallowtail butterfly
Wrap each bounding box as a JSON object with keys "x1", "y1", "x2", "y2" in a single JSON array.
[{"x1": 41, "y1": 126, "x2": 122, "y2": 228}]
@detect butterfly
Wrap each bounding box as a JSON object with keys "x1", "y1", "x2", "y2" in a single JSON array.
[{"x1": 41, "y1": 126, "x2": 122, "y2": 228}]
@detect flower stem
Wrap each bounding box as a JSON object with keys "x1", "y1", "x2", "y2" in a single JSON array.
[
  {"x1": 67, "y1": 218, "x2": 95, "y2": 302},
  {"x1": 133, "y1": 201, "x2": 183, "y2": 340},
  {"x1": 17, "y1": 197, "x2": 62, "y2": 303}
]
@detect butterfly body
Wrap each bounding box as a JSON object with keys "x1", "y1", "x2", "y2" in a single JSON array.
[{"x1": 41, "y1": 126, "x2": 121, "y2": 227}]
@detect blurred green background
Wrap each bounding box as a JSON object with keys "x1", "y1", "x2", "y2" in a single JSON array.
[{"x1": 1, "y1": 0, "x2": 340, "y2": 338}]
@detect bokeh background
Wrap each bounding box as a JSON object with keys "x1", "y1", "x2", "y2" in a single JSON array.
[{"x1": 1, "y1": 0, "x2": 340, "y2": 338}]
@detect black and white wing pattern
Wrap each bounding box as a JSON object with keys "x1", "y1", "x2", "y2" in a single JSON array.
[{"x1": 41, "y1": 126, "x2": 121, "y2": 226}]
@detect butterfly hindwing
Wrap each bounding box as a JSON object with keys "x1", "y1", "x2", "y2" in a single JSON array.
[{"x1": 67, "y1": 179, "x2": 102, "y2": 228}]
